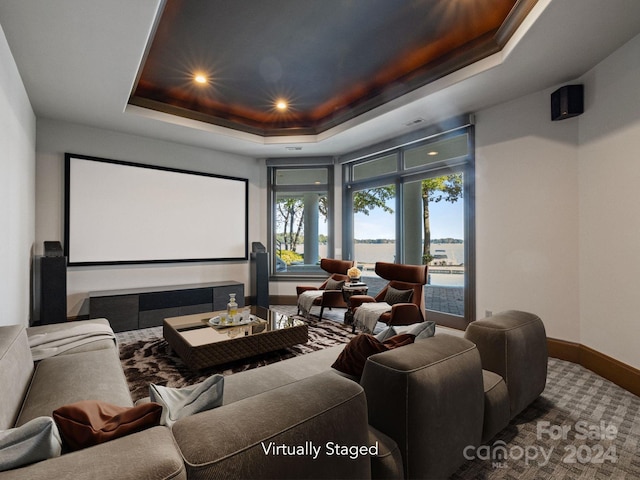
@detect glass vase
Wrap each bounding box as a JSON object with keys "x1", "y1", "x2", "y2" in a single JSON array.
[{"x1": 227, "y1": 293, "x2": 238, "y2": 318}]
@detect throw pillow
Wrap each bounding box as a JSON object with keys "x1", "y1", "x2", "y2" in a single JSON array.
[
  {"x1": 0, "y1": 417, "x2": 62, "y2": 472},
  {"x1": 52, "y1": 401, "x2": 162, "y2": 451},
  {"x1": 374, "y1": 326, "x2": 397, "y2": 342},
  {"x1": 407, "y1": 321, "x2": 436, "y2": 340},
  {"x1": 383, "y1": 286, "x2": 414, "y2": 305},
  {"x1": 331, "y1": 333, "x2": 416, "y2": 377},
  {"x1": 325, "y1": 278, "x2": 346, "y2": 291},
  {"x1": 150, "y1": 374, "x2": 224, "y2": 427}
]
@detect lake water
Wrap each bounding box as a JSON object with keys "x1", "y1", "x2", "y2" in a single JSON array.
[
  {"x1": 313, "y1": 243, "x2": 465, "y2": 287},
  {"x1": 353, "y1": 243, "x2": 464, "y2": 264}
]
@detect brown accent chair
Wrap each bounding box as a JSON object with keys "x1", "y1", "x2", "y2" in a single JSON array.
[
  {"x1": 296, "y1": 258, "x2": 354, "y2": 320},
  {"x1": 349, "y1": 261, "x2": 428, "y2": 327}
]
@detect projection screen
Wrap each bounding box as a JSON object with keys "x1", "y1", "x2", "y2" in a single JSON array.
[{"x1": 64, "y1": 154, "x2": 248, "y2": 266}]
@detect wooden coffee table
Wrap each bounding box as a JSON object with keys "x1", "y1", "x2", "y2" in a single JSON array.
[{"x1": 163, "y1": 306, "x2": 308, "y2": 370}]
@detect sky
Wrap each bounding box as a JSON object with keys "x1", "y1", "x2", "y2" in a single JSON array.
[
  {"x1": 354, "y1": 198, "x2": 464, "y2": 240},
  {"x1": 282, "y1": 192, "x2": 464, "y2": 241}
]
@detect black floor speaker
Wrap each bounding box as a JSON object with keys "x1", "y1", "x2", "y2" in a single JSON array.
[
  {"x1": 250, "y1": 242, "x2": 269, "y2": 308},
  {"x1": 40, "y1": 241, "x2": 67, "y2": 324}
]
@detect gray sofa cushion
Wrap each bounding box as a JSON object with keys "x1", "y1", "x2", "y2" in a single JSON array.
[
  {"x1": 172, "y1": 371, "x2": 371, "y2": 480},
  {"x1": 17, "y1": 348, "x2": 133, "y2": 427},
  {"x1": 0, "y1": 325, "x2": 34, "y2": 430},
  {"x1": 480, "y1": 370, "x2": 511, "y2": 444},
  {"x1": 360, "y1": 334, "x2": 484, "y2": 479},
  {"x1": 222, "y1": 346, "x2": 343, "y2": 404},
  {"x1": 465, "y1": 310, "x2": 548, "y2": 417},
  {"x1": 368, "y1": 426, "x2": 404, "y2": 480}
]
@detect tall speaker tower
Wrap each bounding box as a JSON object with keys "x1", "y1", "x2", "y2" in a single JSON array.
[{"x1": 40, "y1": 241, "x2": 67, "y2": 324}]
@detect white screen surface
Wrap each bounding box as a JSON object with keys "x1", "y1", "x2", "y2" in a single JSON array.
[{"x1": 65, "y1": 154, "x2": 248, "y2": 265}]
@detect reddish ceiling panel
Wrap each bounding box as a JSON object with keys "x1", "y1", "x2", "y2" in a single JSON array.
[{"x1": 129, "y1": 0, "x2": 536, "y2": 136}]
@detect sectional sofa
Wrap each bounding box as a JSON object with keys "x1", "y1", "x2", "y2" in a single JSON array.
[{"x1": 0, "y1": 310, "x2": 547, "y2": 479}]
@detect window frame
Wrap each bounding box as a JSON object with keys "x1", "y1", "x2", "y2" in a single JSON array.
[
  {"x1": 340, "y1": 120, "x2": 475, "y2": 328},
  {"x1": 267, "y1": 163, "x2": 335, "y2": 280}
]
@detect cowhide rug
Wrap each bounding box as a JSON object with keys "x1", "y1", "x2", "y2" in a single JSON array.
[{"x1": 119, "y1": 317, "x2": 355, "y2": 402}]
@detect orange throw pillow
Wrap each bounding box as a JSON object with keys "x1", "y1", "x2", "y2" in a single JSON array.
[
  {"x1": 332, "y1": 333, "x2": 415, "y2": 377},
  {"x1": 53, "y1": 400, "x2": 162, "y2": 451}
]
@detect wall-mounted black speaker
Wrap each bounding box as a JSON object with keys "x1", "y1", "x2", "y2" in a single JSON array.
[{"x1": 551, "y1": 85, "x2": 584, "y2": 121}]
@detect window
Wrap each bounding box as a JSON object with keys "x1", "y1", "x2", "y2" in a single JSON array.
[
  {"x1": 342, "y1": 123, "x2": 474, "y2": 328},
  {"x1": 352, "y1": 153, "x2": 397, "y2": 181},
  {"x1": 268, "y1": 164, "x2": 333, "y2": 277}
]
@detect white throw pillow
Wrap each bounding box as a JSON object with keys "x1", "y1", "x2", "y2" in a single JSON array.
[
  {"x1": 374, "y1": 326, "x2": 397, "y2": 342},
  {"x1": 0, "y1": 417, "x2": 62, "y2": 472},
  {"x1": 150, "y1": 374, "x2": 224, "y2": 427},
  {"x1": 407, "y1": 321, "x2": 436, "y2": 340}
]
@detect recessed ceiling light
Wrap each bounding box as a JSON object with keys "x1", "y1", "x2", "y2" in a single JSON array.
[
  {"x1": 428, "y1": 151, "x2": 438, "y2": 156},
  {"x1": 194, "y1": 73, "x2": 208, "y2": 85}
]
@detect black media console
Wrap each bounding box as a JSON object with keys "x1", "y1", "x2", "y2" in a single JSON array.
[{"x1": 89, "y1": 281, "x2": 244, "y2": 332}]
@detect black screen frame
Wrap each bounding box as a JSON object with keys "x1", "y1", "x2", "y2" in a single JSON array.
[{"x1": 64, "y1": 153, "x2": 249, "y2": 266}]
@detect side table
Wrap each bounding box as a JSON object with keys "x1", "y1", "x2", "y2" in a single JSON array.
[{"x1": 342, "y1": 282, "x2": 368, "y2": 327}]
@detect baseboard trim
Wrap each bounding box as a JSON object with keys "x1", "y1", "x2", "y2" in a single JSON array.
[
  {"x1": 547, "y1": 338, "x2": 640, "y2": 397},
  {"x1": 268, "y1": 303, "x2": 640, "y2": 396},
  {"x1": 270, "y1": 295, "x2": 297, "y2": 306},
  {"x1": 547, "y1": 338, "x2": 581, "y2": 363}
]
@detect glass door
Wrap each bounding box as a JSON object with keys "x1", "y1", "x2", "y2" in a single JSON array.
[
  {"x1": 351, "y1": 183, "x2": 396, "y2": 297},
  {"x1": 342, "y1": 125, "x2": 475, "y2": 329},
  {"x1": 402, "y1": 170, "x2": 466, "y2": 328}
]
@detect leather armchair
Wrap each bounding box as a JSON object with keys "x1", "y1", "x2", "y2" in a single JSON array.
[
  {"x1": 349, "y1": 262, "x2": 428, "y2": 327},
  {"x1": 296, "y1": 258, "x2": 354, "y2": 320}
]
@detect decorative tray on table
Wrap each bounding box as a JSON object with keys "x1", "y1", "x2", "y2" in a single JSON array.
[{"x1": 208, "y1": 315, "x2": 256, "y2": 328}]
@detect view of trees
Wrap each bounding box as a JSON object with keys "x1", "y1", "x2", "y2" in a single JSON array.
[
  {"x1": 421, "y1": 174, "x2": 463, "y2": 263},
  {"x1": 351, "y1": 186, "x2": 395, "y2": 215},
  {"x1": 275, "y1": 197, "x2": 306, "y2": 252},
  {"x1": 275, "y1": 174, "x2": 463, "y2": 265}
]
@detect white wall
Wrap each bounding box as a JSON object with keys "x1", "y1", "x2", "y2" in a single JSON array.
[
  {"x1": 475, "y1": 89, "x2": 581, "y2": 343},
  {"x1": 0, "y1": 25, "x2": 36, "y2": 327},
  {"x1": 36, "y1": 119, "x2": 264, "y2": 318},
  {"x1": 578, "y1": 33, "x2": 640, "y2": 368},
  {"x1": 476, "y1": 32, "x2": 640, "y2": 369}
]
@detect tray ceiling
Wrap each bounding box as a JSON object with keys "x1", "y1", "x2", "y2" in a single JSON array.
[{"x1": 129, "y1": 0, "x2": 536, "y2": 137}]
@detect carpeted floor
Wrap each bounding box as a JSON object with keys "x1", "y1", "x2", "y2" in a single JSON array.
[
  {"x1": 451, "y1": 357, "x2": 640, "y2": 479},
  {"x1": 117, "y1": 306, "x2": 640, "y2": 479},
  {"x1": 118, "y1": 311, "x2": 355, "y2": 402}
]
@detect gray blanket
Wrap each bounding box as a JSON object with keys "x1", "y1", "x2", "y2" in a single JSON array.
[
  {"x1": 297, "y1": 290, "x2": 322, "y2": 318},
  {"x1": 29, "y1": 323, "x2": 116, "y2": 361},
  {"x1": 353, "y1": 302, "x2": 391, "y2": 333}
]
